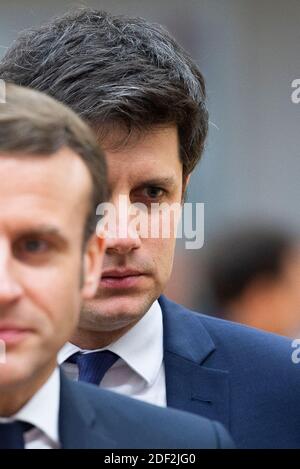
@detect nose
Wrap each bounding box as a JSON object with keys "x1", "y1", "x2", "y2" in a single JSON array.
[
  {"x1": 104, "y1": 194, "x2": 142, "y2": 255},
  {"x1": 105, "y1": 234, "x2": 142, "y2": 255},
  {"x1": 0, "y1": 239, "x2": 23, "y2": 305}
]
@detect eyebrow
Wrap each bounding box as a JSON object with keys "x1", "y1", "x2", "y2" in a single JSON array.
[
  {"x1": 134, "y1": 177, "x2": 177, "y2": 188},
  {"x1": 16, "y1": 225, "x2": 69, "y2": 248}
]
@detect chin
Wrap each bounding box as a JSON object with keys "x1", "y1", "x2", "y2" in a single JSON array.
[
  {"x1": 82, "y1": 293, "x2": 155, "y2": 330},
  {"x1": 0, "y1": 358, "x2": 33, "y2": 389}
]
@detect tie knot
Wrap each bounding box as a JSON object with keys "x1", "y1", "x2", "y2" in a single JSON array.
[
  {"x1": 0, "y1": 420, "x2": 32, "y2": 449},
  {"x1": 67, "y1": 350, "x2": 119, "y2": 385}
]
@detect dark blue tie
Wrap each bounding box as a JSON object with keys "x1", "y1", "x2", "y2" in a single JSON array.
[
  {"x1": 0, "y1": 421, "x2": 31, "y2": 449},
  {"x1": 67, "y1": 350, "x2": 119, "y2": 385}
]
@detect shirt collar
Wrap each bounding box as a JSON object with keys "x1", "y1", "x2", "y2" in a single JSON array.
[
  {"x1": 58, "y1": 300, "x2": 164, "y2": 386},
  {"x1": 0, "y1": 368, "x2": 60, "y2": 446}
]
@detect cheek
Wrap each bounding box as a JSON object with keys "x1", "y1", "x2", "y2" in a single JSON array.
[
  {"x1": 147, "y1": 237, "x2": 176, "y2": 283},
  {"x1": 23, "y1": 264, "x2": 82, "y2": 339},
  {"x1": 147, "y1": 205, "x2": 181, "y2": 239}
]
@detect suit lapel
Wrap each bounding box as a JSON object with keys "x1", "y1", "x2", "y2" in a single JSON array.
[
  {"x1": 59, "y1": 371, "x2": 117, "y2": 449},
  {"x1": 160, "y1": 296, "x2": 230, "y2": 428}
]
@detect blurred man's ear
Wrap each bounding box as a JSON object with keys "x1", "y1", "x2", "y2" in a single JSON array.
[
  {"x1": 81, "y1": 233, "x2": 105, "y2": 299},
  {"x1": 182, "y1": 174, "x2": 191, "y2": 202}
]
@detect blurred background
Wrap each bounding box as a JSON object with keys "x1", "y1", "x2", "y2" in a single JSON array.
[{"x1": 1, "y1": 0, "x2": 299, "y2": 335}]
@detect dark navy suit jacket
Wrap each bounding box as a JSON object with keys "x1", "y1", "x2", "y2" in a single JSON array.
[
  {"x1": 159, "y1": 295, "x2": 300, "y2": 448},
  {"x1": 59, "y1": 371, "x2": 233, "y2": 448}
]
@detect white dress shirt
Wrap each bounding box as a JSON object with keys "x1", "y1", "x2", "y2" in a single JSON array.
[
  {"x1": 0, "y1": 368, "x2": 60, "y2": 449},
  {"x1": 59, "y1": 300, "x2": 167, "y2": 407}
]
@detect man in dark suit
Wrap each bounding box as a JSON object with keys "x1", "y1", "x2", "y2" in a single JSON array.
[
  {"x1": 0, "y1": 83, "x2": 233, "y2": 449},
  {"x1": 59, "y1": 373, "x2": 233, "y2": 449},
  {"x1": 1, "y1": 9, "x2": 299, "y2": 448},
  {"x1": 160, "y1": 295, "x2": 300, "y2": 448}
]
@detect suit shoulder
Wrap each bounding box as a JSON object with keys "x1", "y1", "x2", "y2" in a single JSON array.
[
  {"x1": 71, "y1": 381, "x2": 232, "y2": 448},
  {"x1": 161, "y1": 296, "x2": 296, "y2": 364}
]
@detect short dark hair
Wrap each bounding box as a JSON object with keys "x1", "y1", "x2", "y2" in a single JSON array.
[
  {"x1": 0, "y1": 8, "x2": 208, "y2": 177},
  {"x1": 0, "y1": 83, "x2": 107, "y2": 240},
  {"x1": 204, "y1": 226, "x2": 298, "y2": 310}
]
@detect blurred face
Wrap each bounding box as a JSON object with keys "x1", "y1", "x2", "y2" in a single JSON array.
[
  {"x1": 80, "y1": 126, "x2": 184, "y2": 334},
  {"x1": 274, "y1": 246, "x2": 300, "y2": 336},
  {"x1": 229, "y1": 245, "x2": 300, "y2": 337},
  {"x1": 0, "y1": 148, "x2": 104, "y2": 392}
]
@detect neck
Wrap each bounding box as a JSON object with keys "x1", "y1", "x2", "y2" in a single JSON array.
[
  {"x1": 0, "y1": 360, "x2": 56, "y2": 417},
  {"x1": 70, "y1": 322, "x2": 138, "y2": 349}
]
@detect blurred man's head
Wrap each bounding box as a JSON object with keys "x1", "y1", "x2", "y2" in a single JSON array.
[
  {"x1": 0, "y1": 84, "x2": 106, "y2": 413},
  {"x1": 203, "y1": 226, "x2": 300, "y2": 337},
  {"x1": 0, "y1": 9, "x2": 209, "y2": 346}
]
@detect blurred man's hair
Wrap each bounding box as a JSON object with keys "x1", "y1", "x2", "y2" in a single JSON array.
[
  {"x1": 0, "y1": 8, "x2": 208, "y2": 178},
  {"x1": 0, "y1": 83, "x2": 107, "y2": 241},
  {"x1": 203, "y1": 226, "x2": 298, "y2": 313}
]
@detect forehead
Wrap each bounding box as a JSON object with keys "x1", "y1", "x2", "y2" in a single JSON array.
[
  {"x1": 102, "y1": 126, "x2": 182, "y2": 187},
  {"x1": 0, "y1": 148, "x2": 92, "y2": 232}
]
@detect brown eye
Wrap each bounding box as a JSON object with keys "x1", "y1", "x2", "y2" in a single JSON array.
[{"x1": 144, "y1": 187, "x2": 165, "y2": 199}]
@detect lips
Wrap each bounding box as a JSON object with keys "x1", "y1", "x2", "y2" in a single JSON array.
[
  {"x1": 0, "y1": 326, "x2": 32, "y2": 345},
  {"x1": 100, "y1": 269, "x2": 144, "y2": 289}
]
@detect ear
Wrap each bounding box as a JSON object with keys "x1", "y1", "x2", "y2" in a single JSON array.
[
  {"x1": 81, "y1": 233, "x2": 105, "y2": 299},
  {"x1": 182, "y1": 173, "x2": 191, "y2": 202},
  {"x1": 184, "y1": 173, "x2": 191, "y2": 188}
]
